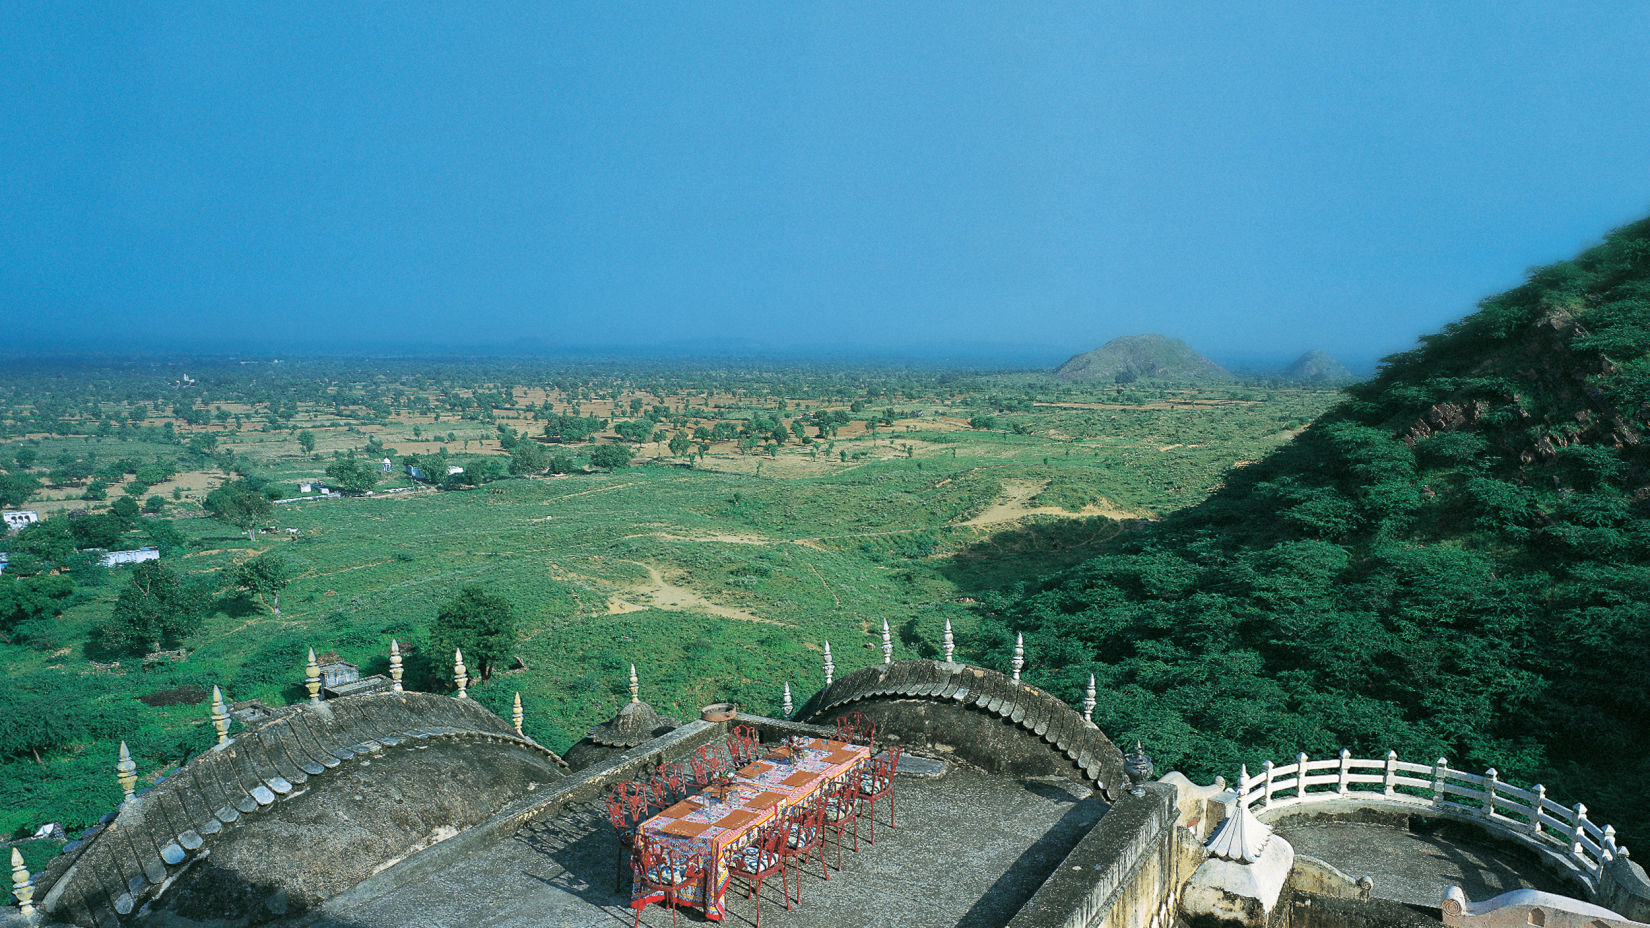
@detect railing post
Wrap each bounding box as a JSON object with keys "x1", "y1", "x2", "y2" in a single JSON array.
[
  {"x1": 1238, "y1": 764, "x2": 1249, "y2": 809},
  {"x1": 1337, "y1": 748, "x2": 1351, "y2": 796},
  {"x1": 1263, "y1": 760, "x2": 1275, "y2": 807},
  {"x1": 1604, "y1": 825, "x2": 1618, "y2": 859},
  {"x1": 1432, "y1": 758, "x2": 1447, "y2": 807},
  {"x1": 1297, "y1": 752, "x2": 1309, "y2": 800},
  {"x1": 1383, "y1": 750, "x2": 1397, "y2": 798},
  {"x1": 1484, "y1": 768, "x2": 1499, "y2": 821},
  {"x1": 1531, "y1": 784, "x2": 1546, "y2": 837},
  {"x1": 1571, "y1": 803, "x2": 1589, "y2": 868}
]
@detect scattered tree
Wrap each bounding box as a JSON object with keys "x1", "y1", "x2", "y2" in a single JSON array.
[
  {"x1": 95, "y1": 561, "x2": 207, "y2": 655},
  {"x1": 590, "y1": 444, "x2": 631, "y2": 470},
  {"x1": 297, "y1": 430, "x2": 316, "y2": 453},
  {"x1": 203, "y1": 478, "x2": 274, "y2": 541},
  {"x1": 223, "y1": 550, "x2": 292, "y2": 614},
  {"x1": 325, "y1": 453, "x2": 379, "y2": 495},
  {"x1": 428, "y1": 585, "x2": 518, "y2": 682}
]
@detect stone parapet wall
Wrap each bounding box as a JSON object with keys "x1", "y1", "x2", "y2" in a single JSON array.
[{"x1": 1006, "y1": 783, "x2": 1187, "y2": 928}]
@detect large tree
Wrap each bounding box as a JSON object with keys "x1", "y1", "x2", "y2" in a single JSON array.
[
  {"x1": 203, "y1": 478, "x2": 274, "y2": 541},
  {"x1": 428, "y1": 585, "x2": 517, "y2": 682},
  {"x1": 224, "y1": 550, "x2": 293, "y2": 614},
  {"x1": 325, "y1": 453, "x2": 379, "y2": 495},
  {"x1": 590, "y1": 444, "x2": 631, "y2": 470},
  {"x1": 95, "y1": 561, "x2": 207, "y2": 655}
]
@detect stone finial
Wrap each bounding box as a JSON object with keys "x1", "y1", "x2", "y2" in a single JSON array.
[
  {"x1": 117, "y1": 741, "x2": 137, "y2": 804},
  {"x1": 511, "y1": 692, "x2": 524, "y2": 736},
  {"x1": 12, "y1": 847, "x2": 35, "y2": 916},
  {"x1": 305, "y1": 648, "x2": 322, "y2": 703},
  {"x1": 1123, "y1": 740, "x2": 1153, "y2": 797},
  {"x1": 1082, "y1": 674, "x2": 1096, "y2": 724},
  {"x1": 454, "y1": 648, "x2": 468, "y2": 699},
  {"x1": 881, "y1": 618, "x2": 893, "y2": 664},
  {"x1": 211, "y1": 685, "x2": 230, "y2": 747},
  {"x1": 1207, "y1": 796, "x2": 1273, "y2": 863},
  {"x1": 823, "y1": 642, "x2": 834, "y2": 686},
  {"x1": 1011, "y1": 633, "x2": 1024, "y2": 683},
  {"x1": 628, "y1": 664, "x2": 640, "y2": 704},
  {"x1": 943, "y1": 619, "x2": 954, "y2": 663},
  {"x1": 782, "y1": 682, "x2": 793, "y2": 718},
  {"x1": 10, "y1": 847, "x2": 34, "y2": 917},
  {"x1": 389, "y1": 639, "x2": 404, "y2": 693}
]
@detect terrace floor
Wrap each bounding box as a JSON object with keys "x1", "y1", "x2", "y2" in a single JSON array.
[
  {"x1": 1274, "y1": 820, "x2": 1572, "y2": 908},
  {"x1": 309, "y1": 765, "x2": 1106, "y2": 928}
]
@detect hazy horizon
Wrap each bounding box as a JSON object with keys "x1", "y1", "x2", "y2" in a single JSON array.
[{"x1": 6, "y1": 4, "x2": 1650, "y2": 366}]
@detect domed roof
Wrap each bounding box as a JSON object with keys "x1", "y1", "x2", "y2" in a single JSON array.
[{"x1": 584, "y1": 698, "x2": 680, "y2": 748}]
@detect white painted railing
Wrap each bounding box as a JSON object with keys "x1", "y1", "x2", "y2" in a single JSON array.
[{"x1": 1234, "y1": 749, "x2": 1630, "y2": 895}]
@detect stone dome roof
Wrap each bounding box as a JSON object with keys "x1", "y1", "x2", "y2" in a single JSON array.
[{"x1": 583, "y1": 699, "x2": 680, "y2": 748}]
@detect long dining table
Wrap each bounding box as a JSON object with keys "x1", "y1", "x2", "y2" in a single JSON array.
[{"x1": 632, "y1": 736, "x2": 874, "y2": 920}]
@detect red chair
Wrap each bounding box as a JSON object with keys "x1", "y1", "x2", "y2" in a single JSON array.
[
  {"x1": 631, "y1": 839, "x2": 705, "y2": 928},
  {"x1": 606, "y1": 784, "x2": 650, "y2": 891},
  {"x1": 855, "y1": 744, "x2": 901, "y2": 843},
  {"x1": 653, "y1": 763, "x2": 687, "y2": 805},
  {"x1": 780, "y1": 799, "x2": 830, "y2": 899},
  {"x1": 820, "y1": 780, "x2": 862, "y2": 872},
  {"x1": 728, "y1": 724, "x2": 761, "y2": 766},
  {"x1": 689, "y1": 744, "x2": 726, "y2": 788},
  {"x1": 834, "y1": 711, "x2": 875, "y2": 748},
  {"x1": 725, "y1": 817, "x2": 792, "y2": 928}
]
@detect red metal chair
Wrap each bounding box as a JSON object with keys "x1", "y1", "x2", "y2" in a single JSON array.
[
  {"x1": 689, "y1": 744, "x2": 726, "y2": 788},
  {"x1": 780, "y1": 799, "x2": 830, "y2": 899},
  {"x1": 728, "y1": 724, "x2": 761, "y2": 766},
  {"x1": 606, "y1": 784, "x2": 650, "y2": 891},
  {"x1": 834, "y1": 711, "x2": 875, "y2": 748},
  {"x1": 820, "y1": 780, "x2": 862, "y2": 872},
  {"x1": 653, "y1": 763, "x2": 687, "y2": 805},
  {"x1": 630, "y1": 839, "x2": 705, "y2": 928},
  {"x1": 855, "y1": 744, "x2": 901, "y2": 843},
  {"x1": 725, "y1": 817, "x2": 792, "y2": 928}
]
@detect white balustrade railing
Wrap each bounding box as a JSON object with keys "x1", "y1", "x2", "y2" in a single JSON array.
[{"x1": 1233, "y1": 749, "x2": 1629, "y2": 895}]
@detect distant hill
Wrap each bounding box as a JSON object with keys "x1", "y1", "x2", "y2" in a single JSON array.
[
  {"x1": 1282, "y1": 349, "x2": 1354, "y2": 383},
  {"x1": 1053, "y1": 334, "x2": 1232, "y2": 383}
]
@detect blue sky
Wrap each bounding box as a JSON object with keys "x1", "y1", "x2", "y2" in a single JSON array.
[{"x1": 4, "y1": 3, "x2": 1650, "y2": 369}]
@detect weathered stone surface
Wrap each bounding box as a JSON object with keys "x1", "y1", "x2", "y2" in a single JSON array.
[
  {"x1": 561, "y1": 699, "x2": 681, "y2": 771},
  {"x1": 35, "y1": 691, "x2": 566, "y2": 928},
  {"x1": 1182, "y1": 829, "x2": 1294, "y2": 927}
]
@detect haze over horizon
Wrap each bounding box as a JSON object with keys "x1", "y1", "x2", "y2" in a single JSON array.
[{"x1": 6, "y1": 3, "x2": 1650, "y2": 369}]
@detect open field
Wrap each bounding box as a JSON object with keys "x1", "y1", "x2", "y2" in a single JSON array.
[{"x1": 0, "y1": 361, "x2": 1340, "y2": 841}]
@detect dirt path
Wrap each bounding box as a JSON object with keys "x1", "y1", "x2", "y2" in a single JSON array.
[
  {"x1": 960, "y1": 479, "x2": 1146, "y2": 527},
  {"x1": 605, "y1": 563, "x2": 792, "y2": 626},
  {"x1": 619, "y1": 531, "x2": 776, "y2": 546}
]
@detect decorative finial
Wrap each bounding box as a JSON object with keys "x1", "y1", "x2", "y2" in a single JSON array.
[
  {"x1": 1011, "y1": 633, "x2": 1024, "y2": 683},
  {"x1": 881, "y1": 619, "x2": 893, "y2": 664},
  {"x1": 823, "y1": 642, "x2": 834, "y2": 686},
  {"x1": 11, "y1": 848, "x2": 34, "y2": 917},
  {"x1": 389, "y1": 639, "x2": 404, "y2": 692},
  {"x1": 305, "y1": 647, "x2": 322, "y2": 703},
  {"x1": 628, "y1": 664, "x2": 640, "y2": 704},
  {"x1": 211, "y1": 685, "x2": 230, "y2": 746},
  {"x1": 512, "y1": 692, "x2": 523, "y2": 736},
  {"x1": 1082, "y1": 674, "x2": 1096, "y2": 724},
  {"x1": 943, "y1": 619, "x2": 954, "y2": 663},
  {"x1": 782, "y1": 681, "x2": 794, "y2": 718},
  {"x1": 453, "y1": 648, "x2": 467, "y2": 698},
  {"x1": 1123, "y1": 740, "x2": 1153, "y2": 797},
  {"x1": 117, "y1": 741, "x2": 137, "y2": 804}
]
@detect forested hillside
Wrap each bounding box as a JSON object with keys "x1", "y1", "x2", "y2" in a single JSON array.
[{"x1": 989, "y1": 217, "x2": 1650, "y2": 836}]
